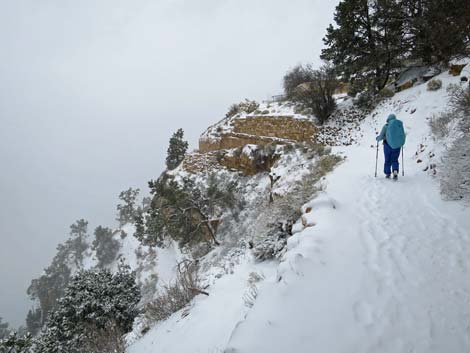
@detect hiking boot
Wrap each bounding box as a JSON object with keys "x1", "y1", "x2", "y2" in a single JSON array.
[
  {"x1": 393, "y1": 171, "x2": 398, "y2": 180},
  {"x1": 385, "y1": 174, "x2": 391, "y2": 179}
]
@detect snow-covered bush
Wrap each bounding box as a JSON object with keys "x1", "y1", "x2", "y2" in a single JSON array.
[
  {"x1": 0, "y1": 332, "x2": 32, "y2": 353},
  {"x1": 379, "y1": 87, "x2": 395, "y2": 98},
  {"x1": 145, "y1": 260, "x2": 202, "y2": 324},
  {"x1": 242, "y1": 272, "x2": 264, "y2": 308},
  {"x1": 34, "y1": 264, "x2": 140, "y2": 353},
  {"x1": 354, "y1": 91, "x2": 375, "y2": 111},
  {"x1": 252, "y1": 230, "x2": 288, "y2": 261},
  {"x1": 440, "y1": 135, "x2": 470, "y2": 202},
  {"x1": 430, "y1": 84, "x2": 470, "y2": 202},
  {"x1": 317, "y1": 154, "x2": 343, "y2": 175},
  {"x1": 430, "y1": 111, "x2": 453, "y2": 139},
  {"x1": 448, "y1": 84, "x2": 470, "y2": 117},
  {"x1": 225, "y1": 99, "x2": 259, "y2": 118},
  {"x1": 427, "y1": 79, "x2": 442, "y2": 91}
]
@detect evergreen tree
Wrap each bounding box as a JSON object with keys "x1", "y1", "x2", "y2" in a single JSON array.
[
  {"x1": 135, "y1": 173, "x2": 241, "y2": 247},
  {"x1": 68, "y1": 219, "x2": 89, "y2": 266},
  {"x1": 0, "y1": 332, "x2": 32, "y2": 353},
  {"x1": 0, "y1": 318, "x2": 9, "y2": 340},
  {"x1": 25, "y1": 308, "x2": 42, "y2": 336},
  {"x1": 321, "y1": 0, "x2": 406, "y2": 92},
  {"x1": 92, "y1": 226, "x2": 120, "y2": 267},
  {"x1": 116, "y1": 188, "x2": 140, "y2": 226},
  {"x1": 165, "y1": 128, "x2": 188, "y2": 170},
  {"x1": 69, "y1": 219, "x2": 88, "y2": 238},
  {"x1": 27, "y1": 255, "x2": 71, "y2": 328},
  {"x1": 26, "y1": 219, "x2": 90, "y2": 329},
  {"x1": 403, "y1": 0, "x2": 470, "y2": 63},
  {"x1": 34, "y1": 264, "x2": 141, "y2": 353}
]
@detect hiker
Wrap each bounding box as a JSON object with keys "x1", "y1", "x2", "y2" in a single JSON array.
[{"x1": 376, "y1": 114, "x2": 406, "y2": 180}]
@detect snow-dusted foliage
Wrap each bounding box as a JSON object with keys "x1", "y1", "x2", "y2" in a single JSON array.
[
  {"x1": 430, "y1": 84, "x2": 470, "y2": 202},
  {"x1": 440, "y1": 135, "x2": 470, "y2": 201},
  {"x1": 34, "y1": 264, "x2": 140, "y2": 353},
  {"x1": 26, "y1": 219, "x2": 91, "y2": 329},
  {"x1": 135, "y1": 172, "x2": 242, "y2": 248},
  {"x1": 427, "y1": 78, "x2": 442, "y2": 91},
  {"x1": 166, "y1": 128, "x2": 188, "y2": 170},
  {"x1": 286, "y1": 64, "x2": 338, "y2": 124},
  {"x1": 252, "y1": 230, "x2": 288, "y2": 261},
  {"x1": 225, "y1": 99, "x2": 259, "y2": 118},
  {"x1": 200, "y1": 143, "x2": 342, "y2": 266},
  {"x1": 116, "y1": 188, "x2": 140, "y2": 226},
  {"x1": 0, "y1": 332, "x2": 33, "y2": 353},
  {"x1": 0, "y1": 318, "x2": 9, "y2": 340},
  {"x1": 92, "y1": 226, "x2": 120, "y2": 267}
]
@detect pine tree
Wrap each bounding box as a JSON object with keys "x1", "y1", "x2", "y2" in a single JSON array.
[
  {"x1": 165, "y1": 128, "x2": 188, "y2": 170},
  {"x1": 92, "y1": 226, "x2": 120, "y2": 267},
  {"x1": 26, "y1": 219, "x2": 90, "y2": 329},
  {"x1": 321, "y1": 0, "x2": 406, "y2": 92},
  {"x1": 116, "y1": 188, "x2": 140, "y2": 226},
  {"x1": 135, "y1": 173, "x2": 241, "y2": 247},
  {"x1": 403, "y1": 0, "x2": 470, "y2": 63},
  {"x1": 69, "y1": 219, "x2": 88, "y2": 238},
  {"x1": 27, "y1": 254, "x2": 71, "y2": 328},
  {"x1": 68, "y1": 219, "x2": 89, "y2": 266},
  {"x1": 25, "y1": 308, "x2": 42, "y2": 336},
  {"x1": 0, "y1": 317, "x2": 9, "y2": 340}
]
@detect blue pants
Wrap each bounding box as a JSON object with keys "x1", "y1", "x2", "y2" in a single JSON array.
[{"x1": 383, "y1": 143, "x2": 401, "y2": 175}]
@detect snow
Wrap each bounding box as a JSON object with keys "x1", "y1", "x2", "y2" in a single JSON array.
[
  {"x1": 129, "y1": 71, "x2": 470, "y2": 352},
  {"x1": 128, "y1": 257, "x2": 276, "y2": 353},
  {"x1": 153, "y1": 242, "x2": 182, "y2": 288}
]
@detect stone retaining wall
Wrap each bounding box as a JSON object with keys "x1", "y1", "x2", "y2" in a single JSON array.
[{"x1": 199, "y1": 116, "x2": 316, "y2": 153}]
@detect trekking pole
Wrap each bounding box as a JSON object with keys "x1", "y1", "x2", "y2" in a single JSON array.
[
  {"x1": 375, "y1": 142, "x2": 379, "y2": 177},
  {"x1": 402, "y1": 146, "x2": 405, "y2": 176}
]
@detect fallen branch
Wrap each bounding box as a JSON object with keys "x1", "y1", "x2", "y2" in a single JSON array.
[{"x1": 189, "y1": 287, "x2": 209, "y2": 296}]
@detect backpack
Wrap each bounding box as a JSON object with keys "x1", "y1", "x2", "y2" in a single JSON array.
[{"x1": 386, "y1": 119, "x2": 406, "y2": 149}]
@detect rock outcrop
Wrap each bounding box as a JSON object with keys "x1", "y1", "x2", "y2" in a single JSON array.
[
  {"x1": 182, "y1": 105, "x2": 317, "y2": 175},
  {"x1": 199, "y1": 115, "x2": 316, "y2": 153}
]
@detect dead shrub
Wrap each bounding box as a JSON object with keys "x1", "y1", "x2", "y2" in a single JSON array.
[
  {"x1": 430, "y1": 111, "x2": 453, "y2": 139},
  {"x1": 427, "y1": 79, "x2": 442, "y2": 91},
  {"x1": 144, "y1": 260, "x2": 205, "y2": 323},
  {"x1": 225, "y1": 99, "x2": 259, "y2": 118}
]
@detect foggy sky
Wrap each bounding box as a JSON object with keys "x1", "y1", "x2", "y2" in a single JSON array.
[{"x1": 0, "y1": 0, "x2": 338, "y2": 327}]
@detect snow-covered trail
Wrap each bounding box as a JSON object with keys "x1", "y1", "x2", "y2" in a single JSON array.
[
  {"x1": 227, "y1": 77, "x2": 470, "y2": 353},
  {"x1": 129, "y1": 74, "x2": 470, "y2": 353}
]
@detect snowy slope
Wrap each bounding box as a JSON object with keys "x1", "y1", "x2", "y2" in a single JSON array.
[{"x1": 129, "y1": 71, "x2": 470, "y2": 353}]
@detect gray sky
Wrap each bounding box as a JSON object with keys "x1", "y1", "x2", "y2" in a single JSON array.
[{"x1": 0, "y1": 0, "x2": 338, "y2": 327}]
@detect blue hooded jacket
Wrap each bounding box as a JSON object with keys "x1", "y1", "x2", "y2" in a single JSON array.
[{"x1": 376, "y1": 114, "x2": 406, "y2": 148}]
